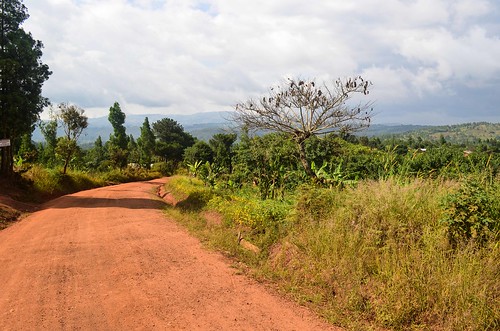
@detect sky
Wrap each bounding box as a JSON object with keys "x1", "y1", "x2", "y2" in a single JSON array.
[{"x1": 23, "y1": 0, "x2": 500, "y2": 125}]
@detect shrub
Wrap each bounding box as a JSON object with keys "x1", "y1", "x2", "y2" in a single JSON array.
[
  {"x1": 209, "y1": 195, "x2": 288, "y2": 231},
  {"x1": 151, "y1": 161, "x2": 177, "y2": 176},
  {"x1": 441, "y1": 177, "x2": 500, "y2": 246}
]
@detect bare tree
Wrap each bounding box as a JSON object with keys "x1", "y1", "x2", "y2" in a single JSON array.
[{"x1": 233, "y1": 77, "x2": 373, "y2": 177}]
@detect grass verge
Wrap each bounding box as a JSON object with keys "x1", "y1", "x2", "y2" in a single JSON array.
[
  {"x1": 0, "y1": 166, "x2": 163, "y2": 229},
  {"x1": 163, "y1": 175, "x2": 500, "y2": 331}
]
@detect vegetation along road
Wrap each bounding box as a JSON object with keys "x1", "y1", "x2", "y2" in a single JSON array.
[{"x1": 0, "y1": 178, "x2": 336, "y2": 330}]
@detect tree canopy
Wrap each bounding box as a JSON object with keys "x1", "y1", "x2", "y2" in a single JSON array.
[
  {"x1": 108, "y1": 101, "x2": 128, "y2": 149},
  {"x1": 107, "y1": 101, "x2": 129, "y2": 167},
  {"x1": 0, "y1": 0, "x2": 51, "y2": 174},
  {"x1": 55, "y1": 103, "x2": 88, "y2": 174},
  {"x1": 152, "y1": 118, "x2": 195, "y2": 162},
  {"x1": 137, "y1": 117, "x2": 155, "y2": 168}
]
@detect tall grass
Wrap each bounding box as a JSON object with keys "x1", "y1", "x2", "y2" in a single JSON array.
[
  {"x1": 22, "y1": 165, "x2": 105, "y2": 199},
  {"x1": 271, "y1": 179, "x2": 499, "y2": 330},
  {"x1": 21, "y1": 165, "x2": 161, "y2": 201},
  {"x1": 164, "y1": 175, "x2": 500, "y2": 330}
]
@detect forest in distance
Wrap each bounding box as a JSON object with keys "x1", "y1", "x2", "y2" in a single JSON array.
[{"x1": 32, "y1": 111, "x2": 500, "y2": 145}]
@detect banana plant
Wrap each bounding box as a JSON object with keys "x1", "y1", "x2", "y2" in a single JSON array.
[
  {"x1": 187, "y1": 160, "x2": 203, "y2": 177},
  {"x1": 311, "y1": 160, "x2": 357, "y2": 188}
]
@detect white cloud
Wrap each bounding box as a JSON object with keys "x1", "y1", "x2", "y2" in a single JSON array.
[{"x1": 23, "y1": 0, "x2": 500, "y2": 124}]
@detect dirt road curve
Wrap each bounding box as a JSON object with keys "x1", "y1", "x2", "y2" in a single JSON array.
[{"x1": 0, "y1": 178, "x2": 337, "y2": 330}]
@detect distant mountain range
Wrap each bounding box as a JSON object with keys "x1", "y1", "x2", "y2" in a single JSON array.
[
  {"x1": 33, "y1": 111, "x2": 236, "y2": 144},
  {"x1": 32, "y1": 111, "x2": 499, "y2": 146}
]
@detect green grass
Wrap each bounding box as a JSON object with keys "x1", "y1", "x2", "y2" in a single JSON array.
[
  {"x1": 21, "y1": 165, "x2": 105, "y2": 200},
  {"x1": 163, "y1": 175, "x2": 500, "y2": 330},
  {"x1": 16, "y1": 165, "x2": 161, "y2": 202}
]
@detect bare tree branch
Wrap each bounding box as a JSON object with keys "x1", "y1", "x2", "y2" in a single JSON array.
[{"x1": 233, "y1": 77, "x2": 373, "y2": 177}]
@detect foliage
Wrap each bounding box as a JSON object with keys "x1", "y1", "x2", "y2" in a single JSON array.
[
  {"x1": 98, "y1": 167, "x2": 159, "y2": 184},
  {"x1": 165, "y1": 176, "x2": 213, "y2": 211},
  {"x1": 198, "y1": 161, "x2": 220, "y2": 187},
  {"x1": 107, "y1": 101, "x2": 129, "y2": 167},
  {"x1": 164, "y1": 174, "x2": 500, "y2": 330},
  {"x1": 311, "y1": 161, "x2": 358, "y2": 188},
  {"x1": 38, "y1": 116, "x2": 58, "y2": 167},
  {"x1": 137, "y1": 117, "x2": 155, "y2": 168},
  {"x1": 85, "y1": 136, "x2": 107, "y2": 170},
  {"x1": 55, "y1": 138, "x2": 78, "y2": 174},
  {"x1": 127, "y1": 134, "x2": 140, "y2": 164},
  {"x1": 107, "y1": 101, "x2": 128, "y2": 149},
  {"x1": 183, "y1": 140, "x2": 213, "y2": 166},
  {"x1": 165, "y1": 175, "x2": 291, "y2": 251},
  {"x1": 441, "y1": 176, "x2": 500, "y2": 246},
  {"x1": 18, "y1": 164, "x2": 159, "y2": 202},
  {"x1": 279, "y1": 180, "x2": 499, "y2": 330},
  {"x1": 209, "y1": 133, "x2": 237, "y2": 173},
  {"x1": 397, "y1": 122, "x2": 500, "y2": 146},
  {"x1": 186, "y1": 160, "x2": 203, "y2": 177},
  {"x1": 56, "y1": 102, "x2": 88, "y2": 174},
  {"x1": 153, "y1": 117, "x2": 195, "y2": 163},
  {"x1": 150, "y1": 161, "x2": 176, "y2": 176},
  {"x1": 16, "y1": 132, "x2": 37, "y2": 164},
  {"x1": 22, "y1": 165, "x2": 104, "y2": 199},
  {"x1": 232, "y1": 132, "x2": 298, "y2": 199},
  {"x1": 209, "y1": 194, "x2": 290, "y2": 249},
  {"x1": 0, "y1": 0, "x2": 51, "y2": 175},
  {"x1": 234, "y1": 77, "x2": 373, "y2": 177}
]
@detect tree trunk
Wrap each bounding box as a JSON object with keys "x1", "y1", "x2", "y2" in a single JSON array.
[
  {"x1": 296, "y1": 138, "x2": 315, "y2": 178},
  {"x1": 62, "y1": 151, "x2": 71, "y2": 174},
  {"x1": 0, "y1": 146, "x2": 13, "y2": 176}
]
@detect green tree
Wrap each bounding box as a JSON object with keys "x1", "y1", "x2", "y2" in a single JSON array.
[
  {"x1": 234, "y1": 77, "x2": 372, "y2": 177},
  {"x1": 0, "y1": 0, "x2": 51, "y2": 175},
  {"x1": 183, "y1": 140, "x2": 214, "y2": 165},
  {"x1": 107, "y1": 101, "x2": 128, "y2": 167},
  {"x1": 137, "y1": 117, "x2": 155, "y2": 168},
  {"x1": 86, "y1": 135, "x2": 106, "y2": 170},
  {"x1": 152, "y1": 117, "x2": 195, "y2": 163},
  {"x1": 16, "y1": 132, "x2": 37, "y2": 165},
  {"x1": 127, "y1": 134, "x2": 140, "y2": 165},
  {"x1": 55, "y1": 103, "x2": 88, "y2": 174},
  {"x1": 232, "y1": 132, "x2": 298, "y2": 199},
  {"x1": 38, "y1": 115, "x2": 58, "y2": 167},
  {"x1": 209, "y1": 133, "x2": 237, "y2": 173}
]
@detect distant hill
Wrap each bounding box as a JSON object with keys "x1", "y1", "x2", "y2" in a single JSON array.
[
  {"x1": 372, "y1": 122, "x2": 500, "y2": 144},
  {"x1": 33, "y1": 111, "x2": 235, "y2": 144},
  {"x1": 33, "y1": 111, "x2": 498, "y2": 146},
  {"x1": 359, "y1": 124, "x2": 430, "y2": 137}
]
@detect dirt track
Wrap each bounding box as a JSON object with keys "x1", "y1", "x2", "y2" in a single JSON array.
[{"x1": 0, "y1": 178, "x2": 337, "y2": 330}]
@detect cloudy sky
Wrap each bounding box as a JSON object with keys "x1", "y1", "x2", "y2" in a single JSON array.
[{"x1": 23, "y1": 0, "x2": 500, "y2": 124}]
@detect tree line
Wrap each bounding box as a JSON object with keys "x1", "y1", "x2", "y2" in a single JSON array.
[
  {"x1": 17, "y1": 101, "x2": 195, "y2": 175},
  {"x1": 2, "y1": 0, "x2": 498, "y2": 191}
]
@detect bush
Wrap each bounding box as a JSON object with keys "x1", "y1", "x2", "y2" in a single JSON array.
[
  {"x1": 441, "y1": 177, "x2": 500, "y2": 246},
  {"x1": 209, "y1": 195, "x2": 288, "y2": 231},
  {"x1": 165, "y1": 176, "x2": 213, "y2": 210},
  {"x1": 151, "y1": 161, "x2": 177, "y2": 176}
]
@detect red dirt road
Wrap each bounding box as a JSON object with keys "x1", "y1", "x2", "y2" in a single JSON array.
[{"x1": 0, "y1": 178, "x2": 337, "y2": 330}]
